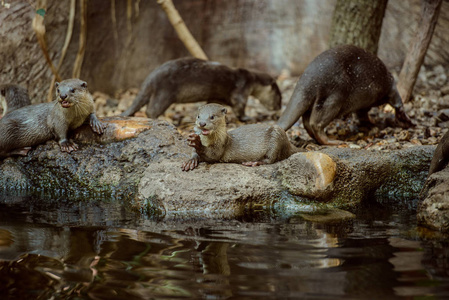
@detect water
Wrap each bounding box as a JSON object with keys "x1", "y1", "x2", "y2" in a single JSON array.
[{"x1": 0, "y1": 195, "x2": 448, "y2": 299}]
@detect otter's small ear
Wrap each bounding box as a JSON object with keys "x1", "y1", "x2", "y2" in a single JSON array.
[
  {"x1": 81, "y1": 82, "x2": 87, "y2": 88},
  {"x1": 221, "y1": 108, "x2": 227, "y2": 115},
  {"x1": 55, "y1": 82, "x2": 59, "y2": 88}
]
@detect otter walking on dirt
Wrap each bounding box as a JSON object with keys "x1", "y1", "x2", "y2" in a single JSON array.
[
  {"x1": 277, "y1": 45, "x2": 414, "y2": 145},
  {"x1": 120, "y1": 57, "x2": 282, "y2": 121},
  {"x1": 0, "y1": 84, "x2": 31, "y2": 117},
  {"x1": 181, "y1": 103, "x2": 301, "y2": 171},
  {"x1": 0, "y1": 79, "x2": 105, "y2": 158}
]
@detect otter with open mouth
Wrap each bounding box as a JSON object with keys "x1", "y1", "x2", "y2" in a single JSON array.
[
  {"x1": 182, "y1": 103, "x2": 302, "y2": 171},
  {"x1": 0, "y1": 78, "x2": 105, "y2": 158}
]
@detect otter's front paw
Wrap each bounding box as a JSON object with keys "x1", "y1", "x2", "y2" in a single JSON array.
[
  {"x1": 91, "y1": 119, "x2": 106, "y2": 135},
  {"x1": 60, "y1": 140, "x2": 79, "y2": 153},
  {"x1": 181, "y1": 157, "x2": 199, "y2": 171},
  {"x1": 187, "y1": 133, "x2": 202, "y2": 150},
  {"x1": 242, "y1": 161, "x2": 265, "y2": 167}
]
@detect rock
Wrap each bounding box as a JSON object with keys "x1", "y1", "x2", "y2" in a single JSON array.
[
  {"x1": 0, "y1": 117, "x2": 189, "y2": 200},
  {"x1": 138, "y1": 152, "x2": 337, "y2": 218},
  {"x1": 0, "y1": 117, "x2": 436, "y2": 220},
  {"x1": 278, "y1": 152, "x2": 337, "y2": 197},
  {"x1": 441, "y1": 85, "x2": 449, "y2": 96},
  {"x1": 299, "y1": 208, "x2": 355, "y2": 223},
  {"x1": 418, "y1": 168, "x2": 449, "y2": 232},
  {"x1": 395, "y1": 130, "x2": 411, "y2": 142},
  {"x1": 438, "y1": 94, "x2": 449, "y2": 108},
  {"x1": 435, "y1": 109, "x2": 449, "y2": 122}
]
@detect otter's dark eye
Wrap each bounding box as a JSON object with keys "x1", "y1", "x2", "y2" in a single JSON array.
[
  {"x1": 70, "y1": 88, "x2": 75, "y2": 93},
  {"x1": 0, "y1": 89, "x2": 4, "y2": 96},
  {"x1": 197, "y1": 115, "x2": 199, "y2": 119},
  {"x1": 210, "y1": 116, "x2": 215, "y2": 120},
  {"x1": 57, "y1": 89, "x2": 60, "y2": 94}
]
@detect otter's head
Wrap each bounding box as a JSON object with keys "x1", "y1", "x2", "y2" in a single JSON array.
[
  {"x1": 55, "y1": 79, "x2": 88, "y2": 108},
  {"x1": 195, "y1": 103, "x2": 227, "y2": 136},
  {"x1": 250, "y1": 72, "x2": 282, "y2": 111}
]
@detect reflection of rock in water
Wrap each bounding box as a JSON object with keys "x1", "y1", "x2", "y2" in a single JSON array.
[
  {"x1": 0, "y1": 223, "x2": 71, "y2": 261},
  {"x1": 0, "y1": 207, "x2": 442, "y2": 299},
  {"x1": 388, "y1": 237, "x2": 426, "y2": 297},
  {"x1": 422, "y1": 238, "x2": 449, "y2": 284}
]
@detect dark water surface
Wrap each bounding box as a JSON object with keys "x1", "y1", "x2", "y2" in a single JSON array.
[{"x1": 0, "y1": 195, "x2": 448, "y2": 299}]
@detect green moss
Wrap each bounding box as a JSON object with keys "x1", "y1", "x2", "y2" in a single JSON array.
[{"x1": 139, "y1": 195, "x2": 165, "y2": 219}]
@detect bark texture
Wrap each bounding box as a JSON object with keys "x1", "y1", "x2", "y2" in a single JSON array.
[
  {"x1": 397, "y1": 0, "x2": 443, "y2": 103},
  {"x1": 329, "y1": 0, "x2": 388, "y2": 54}
]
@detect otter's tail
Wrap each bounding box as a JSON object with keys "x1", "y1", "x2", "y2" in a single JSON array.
[
  {"x1": 277, "y1": 86, "x2": 313, "y2": 131},
  {"x1": 120, "y1": 82, "x2": 153, "y2": 117}
]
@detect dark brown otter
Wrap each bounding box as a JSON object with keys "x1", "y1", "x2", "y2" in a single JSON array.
[
  {"x1": 0, "y1": 84, "x2": 31, "y2": 117},
  {"x1": 181, "y1": 103, "x2": 301, "y2": 171},
  {"x1": 427, "y1": 130, "x2": 449, "y2": 177},
  {"x1": 277, "y1": 44, "x2": 414, "y2": 145},
  {"x1": 0, "y1": 78, "x2": 105, "y2": 158},
  {"x1": 120, "y1": 57, "x2": 282, "y2": 121}
]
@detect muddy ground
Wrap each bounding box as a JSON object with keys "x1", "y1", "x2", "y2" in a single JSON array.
[{"x1": 90, "y1": 64, "x2": 449, "y2": 151}]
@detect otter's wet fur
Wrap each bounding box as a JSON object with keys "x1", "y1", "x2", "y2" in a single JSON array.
[
  {"x1": 182, "y1": 103, "x2": 300, "y2": 171},
  {"x1": 277, "y1": 44, "x2": 414, "y2": 145},
  {"x1": 0, "y1": 78, "x2": 104, "y2": 158},
  {"x1": 120, "y1": 57, "x2": 282, "y2": 120},
  {"x1": 0, "y1": 84, "x2": 31, "y2": 116}
]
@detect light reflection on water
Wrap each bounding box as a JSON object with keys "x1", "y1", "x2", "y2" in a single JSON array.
[{"x1": 0, "y1": 195, "x2": 448, "y2": 299}]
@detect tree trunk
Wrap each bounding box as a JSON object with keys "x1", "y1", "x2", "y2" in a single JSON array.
[
  {"x1": 329, "y1": 0, "x2": 388, "y2": 54},
  {"x1": 397, "y1": 0, "x2": 442, "y2": 103},
  {"x1": 157, "y1": 0, "x2": 208, "y2": 60}
]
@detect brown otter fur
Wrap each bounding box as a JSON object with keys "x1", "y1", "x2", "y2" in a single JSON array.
[
  {"x1": 427, "y1": 130, "x2": 449, "y2": 177},
  {"x1": 120, "y1": 57, "x2": 282, "y2": 121},
  {"x1": 181, "y1": 103, "x2": 300, "y2": 171},
  {"x1": 0, "y1": 78, "x2": 105, "y2": 158},
  {"x1": 277, "y1": 45, "x2": 414, "y2": 145},
  {"x1": 0, "y1": 84, "x2": 31, "y2": 117}
]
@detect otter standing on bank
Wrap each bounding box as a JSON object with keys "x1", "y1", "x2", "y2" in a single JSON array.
[
  {"x1": 277, "y1": 44, "x2": 414, "y2": 145},
  {"x1": 181, "y1": 103, "x2": 300, "y2": 171},
  {"x1": 120, "y1": 57, "x2": 282, "y2": 120},
  {"x1": 0, "y1": 79, "x2": 105, "y2": 158},
  {"x1": 0, "y1": 84, "x2": 31, "y2": 117}
]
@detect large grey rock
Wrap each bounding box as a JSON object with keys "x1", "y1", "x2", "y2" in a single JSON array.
[
  {"x1": 0, "y1": 118, "x2": 189, "y2": 200},
  {"x1": 418, "y1": 168, "x2": 449, "y2": 232},
  {"x1": 0, "y1": 118, "x2": 435, "y2": 220}
]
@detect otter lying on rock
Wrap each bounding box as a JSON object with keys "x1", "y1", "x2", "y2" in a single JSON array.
[
  {"x1": 120, "y1": 57, "x2": 282, "y2": 121},
  {"x1": 0, "y1": 84, "x2": 31, "y2": 117},
  {"x1": 0, "y1": 79, "x2": 105, "y2": 158},
  {"x1": 277, "y1": 44, "x2": 414, "y2": 145},
  {"x1": 182, "y1": 103, "x2": 301, "y2": 171}
]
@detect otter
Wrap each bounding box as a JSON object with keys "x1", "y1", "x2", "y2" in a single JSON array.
[
  {"x1": 181, "y1": 103, "x2": 301, "y2": 171},
  {"x1": 277, "y1": 44, "x2": 414, "y2": 145},
  {"x1": 427, "y1": 130, "x2": 449, "y2": 177},
  {"x1": 0, "y1": 84, "x2": 31, "y2": 117},
  {"x1": 0, "y1": 78, "x2": 105, "y2": 158},
  {"x1": 120, "y1": 57, "x2": 282, "y2": 121}
]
